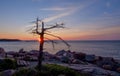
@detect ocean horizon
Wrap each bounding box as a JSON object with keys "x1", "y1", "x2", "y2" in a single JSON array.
[{"x1": 0, "y1": 40, "x2": 120, "y2": 60}]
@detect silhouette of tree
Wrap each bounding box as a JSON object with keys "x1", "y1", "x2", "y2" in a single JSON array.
[{"x1": 30, "y1": 17, "x2": 70, "y2": 71}]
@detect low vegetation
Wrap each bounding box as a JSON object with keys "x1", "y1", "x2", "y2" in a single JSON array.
[
  {"x1": 13, "y1": 64, "x2": 89, "y2": 76},
  {"x1": 0, "y1": 59, "x2": 89, "y2": 76}
]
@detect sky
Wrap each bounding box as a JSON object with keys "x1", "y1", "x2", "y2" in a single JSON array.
[{"x1": 0, "y1": 0, "x2": 120, "y2": 40}]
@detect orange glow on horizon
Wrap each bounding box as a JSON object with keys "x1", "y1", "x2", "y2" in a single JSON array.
[{"x1": 37, "y1": 38, "x2": 40, "y2": 42}]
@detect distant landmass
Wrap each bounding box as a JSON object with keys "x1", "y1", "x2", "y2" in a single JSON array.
[
  {"x1": 0, "y1": 39, "x2": 38, "y2": 42},
  {"x1": 0, "y1": 39, "x2": 21, "y2": 42}
]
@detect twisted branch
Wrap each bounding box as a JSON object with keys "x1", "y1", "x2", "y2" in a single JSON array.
[{"x1": 45, "y1": 33, "x2": 70, "y2": 49}]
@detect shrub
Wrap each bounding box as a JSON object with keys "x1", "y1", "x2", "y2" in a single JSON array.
[{"x1": 0, "y1": 59, "x2": 17, "y2": 71}]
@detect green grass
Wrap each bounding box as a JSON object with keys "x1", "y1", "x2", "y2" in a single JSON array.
[{"x1": 13, "y1": 64, "x2": 90, "y2": 76}]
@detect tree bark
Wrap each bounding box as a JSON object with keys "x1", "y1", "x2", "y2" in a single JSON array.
[{"x1": 38, "y1": 22, "x2": 44, "y2": 71}]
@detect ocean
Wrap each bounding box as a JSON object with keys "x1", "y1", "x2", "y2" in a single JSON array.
[{"x1": 0, "y1": 40, "x2": 120, "y2": 60}]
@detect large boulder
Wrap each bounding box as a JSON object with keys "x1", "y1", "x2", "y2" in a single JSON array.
[
  {"x1": 55, "y1": 50, "x2": 66, "y2": 56},
  {"x1": 56, "y1": 50, "x2": 74, "y2": 60}
]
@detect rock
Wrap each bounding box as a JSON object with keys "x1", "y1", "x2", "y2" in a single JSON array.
[
  {"x1": 85, "y1": 54, "x2": 95, "y2": 62},
  {"x1": 72, "y1": 59, "x2": 86, "y2": 64},
  {"x1": 29, "y1": 50, "x2": 39, "y2": 56},
  {"x1": 82, "y1": 68, "x2": 95, "y2": 73},
  {"x1": 116, "y1": 67, "x2": 120, "y2": 73},
  {"x1": 73, "y1": 52, "x2": 86, "y2": 60},
  {"x1": 72, "y1": 59, "x2": 80, "y2": 64},
  {"x1": 56, "y1": 50, "x2": 74, "y2": 62},
  {"x1": 0, "y1": 70, "x2": 15, "y2": 76},
  {"x1": 0, "y1": 47, "x2": 6, "y2": 58},
  {"x1": 95, "y1": 56, "x2": 103, "y2": 67},
  {"x1": 55, "y1": 50, "x2": 66, "y2": 56},
  {"x1": 102, "y1": 57, "x2": 115, "y2": 65},
  {"x1": 19, "y1": 48, "x2": 24, "y2": 53},
  {"x1": 60, "y1": 56, "x2": 70, "y2": 63},
  {"x1": 7, "y1": 51, "x2": 16, "y2": 55},
  {"x1": 17, "y1": 60, "x2": 29, "y2": 66},
  {"x1": 92, "y1": 68, "x2": 120, "y2": 76},
  {"x1": 0, "y1": 47, "x2": 5, "y2": 53},
  {"x1": 102, "y1": 65, "x2": 112, "y2": 70}
]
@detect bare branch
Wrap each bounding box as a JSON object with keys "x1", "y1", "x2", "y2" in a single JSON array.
[
  {"x1": 44, "y1": 37, "x2": 57, "y2": 50},
  {"x1": 45, "y1": 37, "x2": 57, "y2": 44},
  {"x1": 45, "y1": 33, "x2": 70, "y2": 49},
  {"x1": 44, "y1": 23, "x2": 65, "y2": 31}
]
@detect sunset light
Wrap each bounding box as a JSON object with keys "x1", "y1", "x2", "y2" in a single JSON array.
[
  {"x1": 0, "y1": 0, "x2": 120, "y2": 40},
  {"x1": 0, "y1": 0, "x2": 120, "y2": 75}
]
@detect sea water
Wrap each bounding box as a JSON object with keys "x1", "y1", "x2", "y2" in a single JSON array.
[{"x1": 0, "y1": 40, "x2": 120, "y2": 59}]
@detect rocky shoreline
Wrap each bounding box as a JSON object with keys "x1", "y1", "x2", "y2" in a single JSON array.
[{"x1": 0, "y1": 47, "x2": 120, "y2": 76}]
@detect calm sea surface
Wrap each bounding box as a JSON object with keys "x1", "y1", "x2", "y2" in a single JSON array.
[{"x1": 0, "y1": 40, "x2": 120, "y2": 59}]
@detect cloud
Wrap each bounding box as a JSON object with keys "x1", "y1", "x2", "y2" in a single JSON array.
[
  {"x1": 42, "y1": 2, "x2": 96, "y2": 22},
  {"x1": 38, "y1": 0, "x2": 97, "y2": 22},
  {"x1": 40, "y1": 7, "x2": 69, "y2": 11},
  {"x1": 43, "y1": 9, "x2": 76, "y2": 22},
  {"x1": 43, "y1": 13, "x2": 71, "y2": 22}
]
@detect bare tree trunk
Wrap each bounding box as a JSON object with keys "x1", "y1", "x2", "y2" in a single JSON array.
[
  {"x1": 30, "y1": 18, "x2": 69, "y2": 71},
  {"x1": 38, "y1": 22, "x2": 44, "y2": 71}
]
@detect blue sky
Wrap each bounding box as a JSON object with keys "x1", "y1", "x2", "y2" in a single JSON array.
[{"x1": 0, "y1": 0, "x2": 120, "y2": 40}]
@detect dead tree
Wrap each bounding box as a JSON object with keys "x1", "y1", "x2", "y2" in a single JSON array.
[{"x1": 30, "y1": 17, "x2": 70, "y2": 71}]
